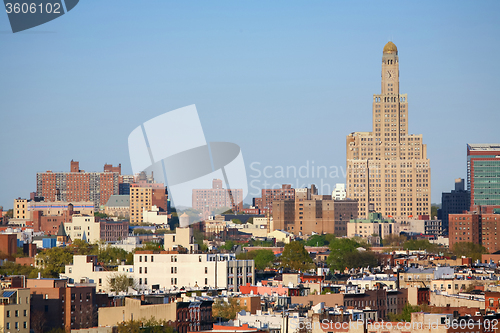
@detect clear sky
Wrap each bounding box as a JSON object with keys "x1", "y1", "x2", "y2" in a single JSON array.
[{"x1": 1, "y1": 1, "x2": 500, "y2": 209}]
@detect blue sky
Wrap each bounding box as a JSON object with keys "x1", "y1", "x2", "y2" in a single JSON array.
[{"x1": 1, "y1": 1, "x2": 499, "y2": 208}]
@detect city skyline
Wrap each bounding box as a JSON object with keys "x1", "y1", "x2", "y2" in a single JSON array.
[{"x1": 1, "y1": 1, "x2": 500, "y2": 208}]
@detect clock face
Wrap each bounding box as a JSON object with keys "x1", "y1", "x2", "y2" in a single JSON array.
[{"x1": 386, "y1": 70, "x2": 395, "y2": 80}]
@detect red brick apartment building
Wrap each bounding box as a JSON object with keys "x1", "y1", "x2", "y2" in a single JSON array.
[
  {"x1": 27, "y1": 278, "x2": 96, "y2": 332},
  {"x1": 253, "y1": 184, "x2": 295, "y2": 214},
  {"x1": 449, "y1": 210, "x2": 500, "y2": 253},
  {"x1": 36, "y1": 160, "x2": 120, "y2": 208}
]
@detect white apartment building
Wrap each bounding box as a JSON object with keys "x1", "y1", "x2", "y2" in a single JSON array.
[
  {"x1": 61, "y1": 255, "x2": 134, "y2": 293},
  {"x1": 64, "y1": 214, "x2": 100, "y2": 243},
  {"x1": 133, "y1": 251, "x2": 254, "y2": 292}
]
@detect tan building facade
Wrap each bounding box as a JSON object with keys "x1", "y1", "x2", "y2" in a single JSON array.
[
  {"x1": 0, "y1": 288, "x2": 30, "y2": 333},
  {"x1": 273, "y1": 187, "x2": 358, "y2": 236},
  {"x1": 346, "y1": 42, "x2": 431, "y2": 219},
  {"x1": 129, "y1": 181, "x2": 166, "y2": 224}
]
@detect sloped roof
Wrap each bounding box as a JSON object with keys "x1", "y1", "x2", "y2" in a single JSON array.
[{"x1": 105, "y1": 195, "x2": 130, "y2": 207}]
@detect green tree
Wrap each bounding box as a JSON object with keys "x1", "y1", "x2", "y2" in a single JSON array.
[
  {"x1": 36, "y1": 247, "x2": 73, "y2": 277},
  {"x1": 98, "y1": 245, "x2": 130, "y2": 267},
  {"x1": 5, "y1": 209, "x2": 13, "y2": 218},
  {"x1": 69, "y1": 239, "x2": 98, "y2": 255},
  {"x1": 115, "y1": 317, "x2": 174, "y2": 333},
  {"x1": 305, "y1": 234, "x2": 330, "y2": 247},
  {"x1": 280, "y1": 241, "x2": 314, "y2": 272},
  {"x1": 431, "y1": 205, "x2": 439, "y2": 219},
  {"x1": 212, "y1": 298, "x2": 245, "y2": 321},
  {"x1": 94, "y1": 212, "x2": 109, "y2": 219},
  {"x1": 387, "y1": 303, "x2": 421, "y2": 322},
  {"x1": 133, "y1": 228, "x2": 150, "y2": 235},
  {"x1": 0, "y1": 261, "x2": 40, "y2": 278},
  {"x1": 237, "y1": 249, "x2": 275, "y2": 270},
  {"x1": 452, "y1": 242, "x2": 488, "y2": 262},
  {"x1": 107, "y1": 273, "x2": 136, "y2": 292},
  {"x1": 327, "y1": 238, "x2": 378, "y2": 271},
  {"x1": 402, "y1": 239, "x2": 439, "y2": 253},
  {"x1": 383, "y1": 234, "x2": 407, "y2": 247}
]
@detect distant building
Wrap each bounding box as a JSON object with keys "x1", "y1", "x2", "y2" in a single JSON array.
[
  {"x1": 273, "y1": 187, "x2": 358, "y2": 236},
  {"x1": 104, "y1": 195, "x2": 130, "y2": 219},
  {"x1": 467, "y1": 144, "x2": 500, "y2": 209},
  {"x1": 439, "y1": 178, "x2": 469, "y2": 233},
  {"x1": 129, "y1": 175, "x2": 168, "y2": 224},
  {"x1": 0, "y1": 234, "x2": 18, "y2": 259},
  {"x1": 14, "y1": 198, "x2": 95, "y2": 221},
  {"x1": 143, "y1": 205, "x2": 169, "y2": 225},
  {"x1": 36, "y1": 160, "x2": 120, "y2": 208},
  {"x1": 448, "y1": 211, "x2": 500, "y2": 252},
  {"x1": 347, "y1": 212, "x2": 399, "y2": 243},
  {"x1": 332, "y1": 183, "x2": 347, "y2": 200},
  {"x1": 192, "y1": 179, "x2": 243, "y2": 219},
  {"x1": 164, "y1": 224, "x2": 199, "y2": 253},
  {"x1": 252, "y1": 184, "x2": 295, "y2": 214}
]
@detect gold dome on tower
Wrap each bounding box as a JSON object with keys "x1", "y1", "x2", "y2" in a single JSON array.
[{"x1": 383, "y1": 41, "x2": 398, "y2": 54}]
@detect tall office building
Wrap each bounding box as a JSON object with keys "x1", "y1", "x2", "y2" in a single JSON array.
[
  {"x1": 346, "y1": 42, "x2": 431, "y2": 219},
  {"x1": 36, "y1": 160, "x2": 120, "y2": 208},
  {"x1": 467, "y1": 144, "x2": 500, "y2": 209}
]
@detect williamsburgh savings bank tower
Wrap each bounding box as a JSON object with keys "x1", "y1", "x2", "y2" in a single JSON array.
[{"x1": 346, "y1": 42, "x2": 431, "y2": 220}]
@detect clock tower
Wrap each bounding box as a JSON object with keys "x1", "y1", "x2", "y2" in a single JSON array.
[{"x1": 346, "y1": 42, "x2": 431, "y2": 221}]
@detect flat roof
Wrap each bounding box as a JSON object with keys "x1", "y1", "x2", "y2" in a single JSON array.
[{"x1": 468, "y1": 144, "x2": 500, "y2": 151}]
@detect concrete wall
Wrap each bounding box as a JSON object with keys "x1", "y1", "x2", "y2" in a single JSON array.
[{"x1": 98, "y1": 298, "x2": 176, "y2": 327}]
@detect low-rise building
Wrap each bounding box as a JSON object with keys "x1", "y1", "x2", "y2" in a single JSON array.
[
  {"x1": 61, "y1": 255, "x2": 134, "y2": 293},
  {"x1": 98, "y1": 297, "x2": 212, "y2": 333},
  {"x1": 133, "y1": 252, "x2": 254, "y2": 292},
  {"x1": 0, "y1": 288, "x2": 30, "y2": 333},
  {"x1": 27, "y1": 278, "x2": 97, "y2": 332}
]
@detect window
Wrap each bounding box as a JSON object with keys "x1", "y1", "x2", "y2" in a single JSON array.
[
  {"x1": 6, "y1": 310, "x2": 10, "y2": 317},
  {"x1": 139, "y1": 267, "x2": 142, "y2": 274},
  {"x1": 205, "y1": 278, "x2": 208, "y2": 285},
  {"x1": 144, "y1": 278, "x2": 147, "y2": 284},
  {"x1": 145, "y1": 267, "x2": 147, "y2": 274},
  {"x1": 15, "y1": 310, "x2": 19, "y2": 317},
  {"x1": 145, "y1": 256, "x2": 147, "y2": 262},
  {"x1": 71, "y1": 293, "x2": 76, "y2": 301},
  {"x1": 6, "y1": 323, "x2": 10, "y2": 329},
  {"x1": 139, "y1": 278, "x2": 142, "y2": 285},
  {"x1": 199, "y1": 255, "x2": 202, "y2": 262},
  {"x1": 24, "y1": 310, "x2": 27, "y2": 316},
  {"x1": 139, "y1": 256, "x2": 142, "y2": 262},
  {"x1": 24, "y1": 322, "x2": 27, "y2": 328},
  {"x1": 151, "y1": 256, "x2": 154, "y2": 262},
  {"x1": 205, "y1": 267, "x2": 208, "y2": 274}
]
